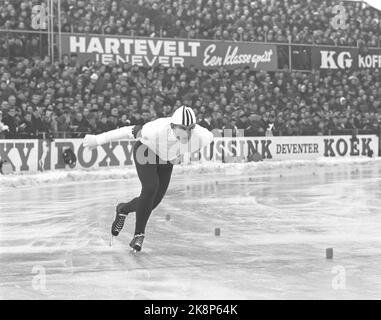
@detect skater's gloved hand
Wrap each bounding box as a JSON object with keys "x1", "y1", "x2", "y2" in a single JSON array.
[{"x1": 83, "y1": 134, "x2": 98, "y2": 150}]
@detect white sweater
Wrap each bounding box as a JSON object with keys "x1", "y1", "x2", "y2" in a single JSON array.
[{"x1": 95, "y1": 117, "x2": 214, "y2": 161}]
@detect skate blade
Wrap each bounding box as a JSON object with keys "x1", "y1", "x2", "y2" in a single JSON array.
[
  {"x1": 130, "y1": 245, "x2": 142, "y2": 253},
  {"x1": 109, "y1": 236, "x2": 114, "y2": 247}
]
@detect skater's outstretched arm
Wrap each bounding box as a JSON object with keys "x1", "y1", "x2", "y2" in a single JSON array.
[{"x1": 83, "y1": 125, "x2": 141, "y2": 149}]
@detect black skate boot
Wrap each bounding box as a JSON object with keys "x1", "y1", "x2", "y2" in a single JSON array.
[
  {"x1": 129, "y1": 233, "x2": 145, "y2": 252},
  {"x1": 110, "y1": 203, "x2": 131, "y2": 246}
]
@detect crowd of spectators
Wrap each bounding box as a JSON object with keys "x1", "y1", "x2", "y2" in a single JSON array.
[
  {"x1": 1, "y1": 54, "x2": 381, "y2": 140},
  {"x1": 1, "y1": 0, "x2": 381, "y2": 140},
  {"x1": 1, "y1": 0, "x2": 381, "y2": 55}
]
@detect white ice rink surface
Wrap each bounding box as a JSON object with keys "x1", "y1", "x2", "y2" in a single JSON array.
[{"x1": 1, "y1": 160, "x2": 381, "y2": 299}]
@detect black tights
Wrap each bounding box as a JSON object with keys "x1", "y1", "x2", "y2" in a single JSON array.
[{"x1": 126, "y1": 141, "x2": 173, "y2": 235}]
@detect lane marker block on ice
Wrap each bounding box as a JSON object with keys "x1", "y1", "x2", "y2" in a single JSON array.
[{"x1": 326, "y1": 248, "x2": 333, "y2": 259}]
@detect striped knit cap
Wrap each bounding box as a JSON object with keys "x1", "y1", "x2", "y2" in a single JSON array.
[{"x1": 171, "y1": 105, "x2": 196, "y2": 126}]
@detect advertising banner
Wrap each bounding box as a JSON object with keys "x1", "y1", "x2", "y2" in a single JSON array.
[
  {"x1": 194, "y1": 135, "x2": 378, "y2": 162},
  {"x1": 311, "y1": 46, "x2": 381, "y2": 70},
  {"x1": 61, "y1": 35, "x2": 277, "y2": 70},
  {"x1": 0, "y1": 139, "x2": 39, "y2": 173},
  {"x1": 311, "y1": 46, "x2": 358, "y2": 70},
  {"x1": 0, "y1": 135, "x2": 378, "y2": 173},
  {"x1": 358, "y1": 48, "x2": 381, "y2": 69}
]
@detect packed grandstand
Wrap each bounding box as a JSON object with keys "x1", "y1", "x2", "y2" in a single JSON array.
[{"x1": 0, "y1": 0, "x2": 381, "y2": 140}]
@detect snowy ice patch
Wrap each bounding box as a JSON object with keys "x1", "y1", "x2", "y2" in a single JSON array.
[{"x1": 1, "y1": 157, "x2": 381, "y2": 188}]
